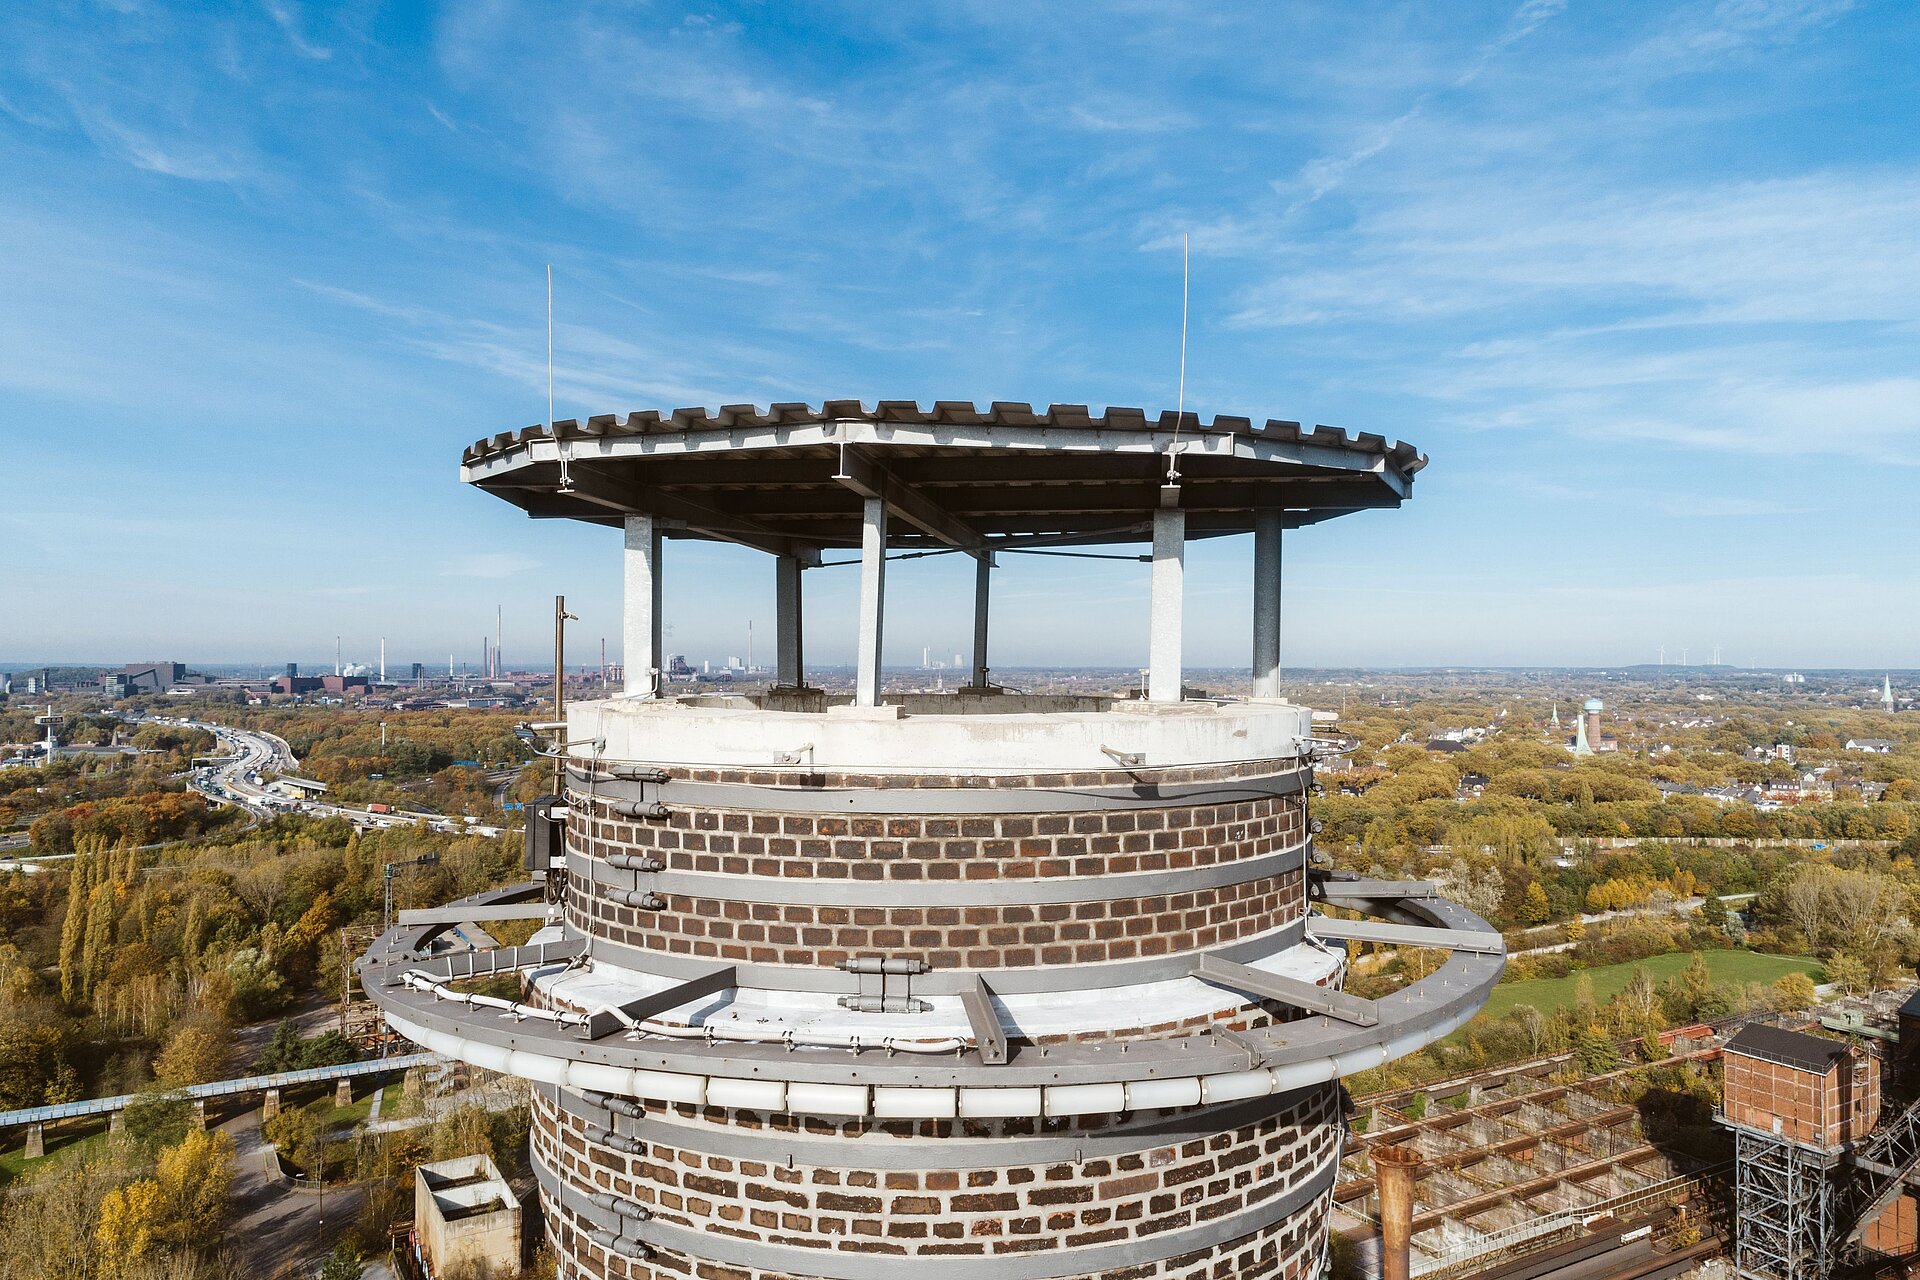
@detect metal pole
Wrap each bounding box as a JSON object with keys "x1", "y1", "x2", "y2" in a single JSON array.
[
  {"x1": 1252, "y1": 506, "x2": 1283, "y2": 698},
  {"x1": 970, "y1": 552, "x2": 992, "y2": 690},
  {"x1": 776, "y1": 555, "x2": 805, "y2": 688}
]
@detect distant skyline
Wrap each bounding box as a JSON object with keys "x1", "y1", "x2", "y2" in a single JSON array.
[{"x1": 3, "y1": 2, "x2": 1916, "y2": 670}]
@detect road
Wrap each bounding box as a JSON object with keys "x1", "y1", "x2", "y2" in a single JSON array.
[
  {"x1": 220, "y1": 1100, "x2": 363, "y2": 1278},
  {"x1": 138, "y1": 715, "x2": 508, "y2": 839}
]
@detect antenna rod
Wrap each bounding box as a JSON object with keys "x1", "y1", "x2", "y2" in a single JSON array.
[
  {"x1": 551, "y1": 264, "x2": 573, "y2": 492},
  {"x1": 547, "y1": 264, "x2": 554, "y2": 432},
  {"x1": 1167, "y1": 232, "x2": 1190, "y2": 482}
]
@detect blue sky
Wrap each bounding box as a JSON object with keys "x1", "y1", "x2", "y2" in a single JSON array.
[{"x1": 1, "y1": 1, "x2": 1915, "y2": 672}]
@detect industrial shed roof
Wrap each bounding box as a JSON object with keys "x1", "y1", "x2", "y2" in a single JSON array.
[{"x1": 1725, "y1": 1024, "x2": 1855, "y2": 1074}]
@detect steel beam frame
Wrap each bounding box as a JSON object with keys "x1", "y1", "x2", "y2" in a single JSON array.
[{"x1": 1733, "y1": 1128, "x2": 1836, "y2": 1280}]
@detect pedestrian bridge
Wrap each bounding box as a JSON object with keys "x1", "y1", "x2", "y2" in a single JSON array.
[{"x1": 0, "y1": 1052, "x2": 443, "y2": 1134}]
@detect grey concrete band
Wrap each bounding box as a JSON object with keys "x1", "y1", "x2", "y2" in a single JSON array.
[
  {"x1": 565, "y1": 767, "x2": 1308, "y2": 815},
  {"x1": 546, "y1": 1081, "x2": 1328, "y2": 1170},
  {"x1": 581, "y1": 916, "x2": 1308, "y2": 997},
  {"x1": 533, "y1": 1141, "x2": 1339, "y2": 1280},
  {"x1": 570, "y1": 840, "x2": 1307, "y2": 908}
]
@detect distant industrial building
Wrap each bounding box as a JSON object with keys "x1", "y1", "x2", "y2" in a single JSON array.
[{"x1": 100, "y1": 661, "x2": 190, "y2": 696}]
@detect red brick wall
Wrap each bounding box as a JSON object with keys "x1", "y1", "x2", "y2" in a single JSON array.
[
  {"x1": 1722, "y1": 1049, "x2": 1881, "y2": 1149},
  {"x1": 535, "y1": 1083, "x2": 1342, "y2": 1279},
  {"x1": 564, "y1": 792, "x2": 1307, "y2": 970},
  {"x1": 1863, "y1": 1192, "x2": 1919, "y2": 1257}
]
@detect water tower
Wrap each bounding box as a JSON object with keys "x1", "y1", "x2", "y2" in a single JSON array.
[{"x1": 359, "y1": 402, "x2": 1505, "y2": 1280}]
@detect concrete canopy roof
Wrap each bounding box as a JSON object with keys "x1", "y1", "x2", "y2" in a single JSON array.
[{"x1": 460, "y1": 401, "x2": 1426, "y2": 557}]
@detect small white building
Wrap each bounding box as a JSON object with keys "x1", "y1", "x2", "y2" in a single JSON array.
[
  {"x1": 414, "y1": 1154, "x2": 521, "y2": 1280},
  {"x1": 1846, "y1": 738, "x2": 1897, "y2": 754}
]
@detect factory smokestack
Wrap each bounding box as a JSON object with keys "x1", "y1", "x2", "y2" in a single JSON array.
[
  {"x1": 380, "y1": 636, "x2": 386, "y2": 684},
  {"x1": 1375, "y1": 1146, "x2": 1423, "y2": 1280}
]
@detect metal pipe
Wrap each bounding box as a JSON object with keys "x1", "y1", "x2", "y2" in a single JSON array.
[
  {"x1": 838, "y1": 957, "x2": 931, "y2": 976},
  {"x1": 1374, "y1": 1145, "x2": 1423, "y2": 1280}
]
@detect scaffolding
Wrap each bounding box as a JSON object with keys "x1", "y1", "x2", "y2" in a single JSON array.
[
  {"x1": 1733, "y1": 1129, "x2": 1839, "y2": 1280},
  {"x1": 339, "y1": 924, "x2": 389, "y2": 1053}
]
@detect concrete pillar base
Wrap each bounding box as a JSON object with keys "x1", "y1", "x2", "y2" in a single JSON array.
[
  {"x1": 335, "y1": 1079, "x2": 352, "y2": 1107},
  {"x1": 263, "y1": 1088, "x2": 280, "y2": 1121},
  {"x1": 109, "y1": 1109, "x2": 125, "y2": 1134},
  {"x1": 24, "y1": 1122, "x2": 44, "y2": 1160},
  {"x1": 192, "y1": 1100, "x2": 207, "y2": 1131}
]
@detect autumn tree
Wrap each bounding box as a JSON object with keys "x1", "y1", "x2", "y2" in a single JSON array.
[
  {"x1": 154, "y1": 1020, "x2": 228, "y2": 1087},
  {"x1": 1772, "y1": 972, "x2": 1818, "y2": 1012},
  {"x1": 1825, "y1": 952, "x2": 1871, "y2": 997}
]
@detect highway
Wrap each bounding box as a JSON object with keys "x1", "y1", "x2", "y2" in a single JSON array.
[{"x1": 139, "y1": 715, "x2": 508, "y2": 838}]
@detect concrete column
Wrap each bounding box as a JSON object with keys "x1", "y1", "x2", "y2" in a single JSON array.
[
  {"x1": 192, "y1": 1100, "x2": 207, "y2": 1131},
  {"x1": 1148, "y1": 506, "x2": 1186, "y2": 703},
  {"x1": 262, "y1": 1088, "x2": 280, "y2": 1121},
  {"x1": 970, "y1": 552, "x2": 992, "y2": 689},
  {"x1": 622, "y1": 514, "x2": 663, "y2": 697},
  {"x1": 24, "y1": 1122, "x2": 43, "y2": 1160},
  {"x1": 855, "y1": 496, "x2": 888, "y2": 707},
  {"x1": 108, "y1": 1109, "x2": 125, "y2": 1134},
  {"x1": 776, "y1": 555, "x2": 805, "y2": 688},
  {"x1": 1374, "y1": 1145, "x2": 1423, "y2": 1280},
  {"x1": 335, "y1": 1079, "x2": 352, "y2": 1107},
  {"x1": 1251, "y1": 506, "x2": 1283, "y2": 699}
]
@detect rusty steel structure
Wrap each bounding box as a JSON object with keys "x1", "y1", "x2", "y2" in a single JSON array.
[{"x1": 358, "y1": 402, "x2": 1505, "y2": 1280}]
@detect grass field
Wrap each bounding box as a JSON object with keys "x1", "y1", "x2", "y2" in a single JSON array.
[
  {"x1": 0, "y1": 1119, "x2": 112, "y2": 1187},
  {"x1": 1477, "y1": 950, "x2": 1826, "y2": 1023}
]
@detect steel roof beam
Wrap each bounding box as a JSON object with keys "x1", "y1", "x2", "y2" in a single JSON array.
[
  {"x1": 548, "y1": 466, "x2": 822, "y2": 564},
  {"x1": 833, "y1": 443, "x2": 987, "y2": 551}
]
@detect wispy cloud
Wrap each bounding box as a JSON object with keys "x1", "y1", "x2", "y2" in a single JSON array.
[
  {"x1": 1286, "y1": 0, "x2": 1568, "y2": 210},
  {"x1": 1634, "y1": 0, "x2": 1855, "y2": 67},
  {"x1": 262, "y1": 0, "x2": 332, "y2": 61}
]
